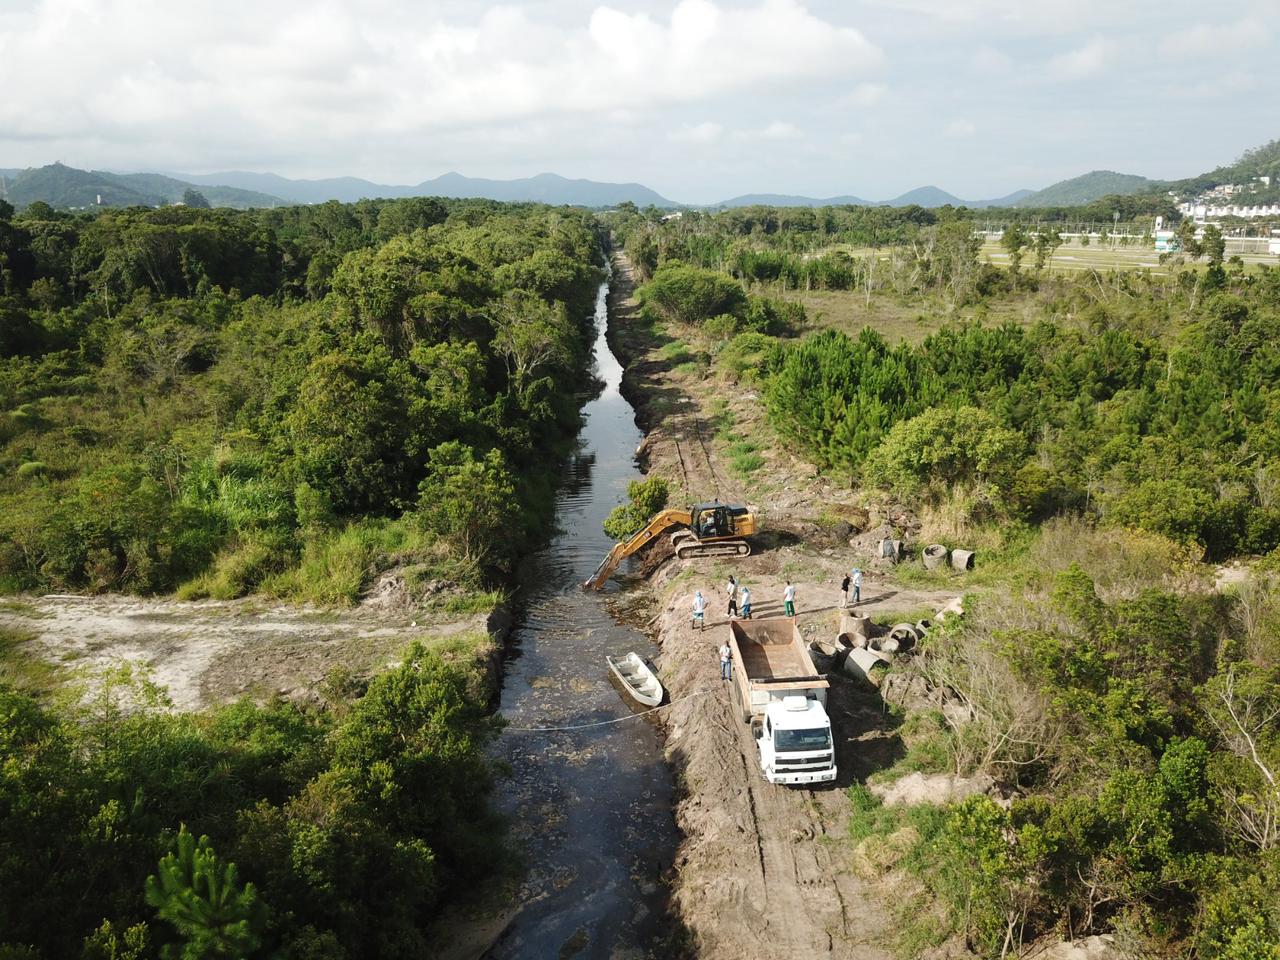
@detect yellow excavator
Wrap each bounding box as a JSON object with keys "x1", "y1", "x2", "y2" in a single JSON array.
[{"x1": 584, "y1": 500, "x2": 758, "y2": 590}]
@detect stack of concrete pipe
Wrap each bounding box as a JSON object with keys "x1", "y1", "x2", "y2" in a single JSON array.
[
  {"x1": 827, "y1": 596, "x2": 966, "y2": 690},
  {"x1": 921, "y1": 544, "x2": 976, "y2": 572}
]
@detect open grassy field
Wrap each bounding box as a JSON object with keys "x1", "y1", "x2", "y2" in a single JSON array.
[
  {"x1": 777, "y1": 287, "x2": 1034, "y2": 344},
  {"x1": 980, "y1": 237, "x2": 1279, "y2": 274},
  {"x1": 763, "y1": 236, "x2": 1278, "y2": 346}
]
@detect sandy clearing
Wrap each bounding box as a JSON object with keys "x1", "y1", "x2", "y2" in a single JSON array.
[{"x1": 1, "y1": 594, "x2": 488, "y2": 711}]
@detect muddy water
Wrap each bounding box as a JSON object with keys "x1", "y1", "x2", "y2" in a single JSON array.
[{"x1": 485, "y1": 276, "x2": 679, "y2": 959}]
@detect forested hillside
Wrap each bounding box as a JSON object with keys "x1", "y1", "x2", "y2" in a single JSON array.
[
  {"x1": 0, "y1": 195, "x2": 606, "y2": 958},
  {"x1": 609, "y1": 203, "x2": 1280, "y2": 959},
  {"x1": 0, "y1": 163, "x2": 287, "y2": 210},
  {"x1": 1171, "y1": 139, "x2": 1280, "y2": 203},
  {"x1": 1014, "y1": 170, "x2": 1156, "y2": 207}
]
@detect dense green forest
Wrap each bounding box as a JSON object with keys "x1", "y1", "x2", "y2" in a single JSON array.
[
  {"x1": 609, "y1": 205, "x2": 1280, "y2": 958},
  {"x1": 0, "y1": 196, "x2": 604, "y2": 601},
  {"x1": 0, "y1": 195, "x2": 607, "y2": 957}
]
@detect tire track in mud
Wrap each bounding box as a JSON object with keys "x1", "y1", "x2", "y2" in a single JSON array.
[{"x1": 608, "y1": 249, "x2": 895, "y2": 959}]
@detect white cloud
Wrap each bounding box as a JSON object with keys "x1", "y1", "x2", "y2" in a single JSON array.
[
  {"x1": 1159, "y1": 18, "x2": 1270, "y2": 57},
  {"x1": 1168, "y1": 69, "x2": 1255, "y2": 101},
  {"x1": 972, "y1": 46, "x2": 1012, "y2": 74},
  {"x1": 864, "y1": 0, "x2": 1129, "y2": 30},
  {"x1": 945, "y1": 119, "x2": 976, "y2": 138},
  {"x1": 0, "y1": 0, "x2": 882, "y2": 172},
  {"x1": 845, "y1": 82, "x2": 887, "y2": 106},
  {"x1": 669, "y1": 121, "x2": 724, "y2": 143},
  {"x1": 735, "y1": 121, "x2": 802, "y2": 141},
  {"x1": 1047, "y1": 38, "x2": 1110, "y2": 79}
]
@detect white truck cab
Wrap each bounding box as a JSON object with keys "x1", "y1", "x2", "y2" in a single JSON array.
[{"x1": 753, "y1": 695, "x2": 837, "y2": 786}]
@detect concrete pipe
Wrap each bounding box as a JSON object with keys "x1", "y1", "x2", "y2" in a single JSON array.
[
  {"x1": 843, "y1": 647, "x2": 892, "y2": 688},
  {"x1": 914, "y1": 619, "x2": 933, "y2": 637},
  {"x1": 810, "y1": 639, "x2": 841, "y2": 659},
  {"x1": 888, "y1": 623, "x2": 920, "y2": 651},
  {"x1": 951, "y1": 549, "x2": 975, "y2": 571},
  {"x1": 878, "y1": 537, "x2": 896, "y2": 559},
  {"x1": 839, "y1": 631, "x2": 870, "y2": 650},
  {"x1": 840, "y1": 611, "x2": 874, "y2": 638},
  {"x1": 922, "y1": 543, "x2": 949, "y2": 570},
  {"x1": 871, "y1": 635, "x2": 898, "y2": 654}
]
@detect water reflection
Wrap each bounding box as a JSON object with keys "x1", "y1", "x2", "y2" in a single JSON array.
[{"x1": 485, "y1": 277, "x2": 678, "y2": 959}]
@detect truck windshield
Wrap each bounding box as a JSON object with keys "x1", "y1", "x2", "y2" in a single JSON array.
[{"x1": 774, "y1": 727, "x2": 831, "y2": 751}]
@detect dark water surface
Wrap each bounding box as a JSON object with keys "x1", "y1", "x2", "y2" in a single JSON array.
[{"x1": 484, "y1": 277, "x2": 679, "y2": 959}]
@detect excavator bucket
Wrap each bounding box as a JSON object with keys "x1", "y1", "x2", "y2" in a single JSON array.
[{"x1": 583, "y1": 543, "x2": 625, "y2": 590}]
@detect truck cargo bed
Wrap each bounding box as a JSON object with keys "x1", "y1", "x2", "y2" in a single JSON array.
[
  {"x1": 728, "y1": 619, "x2": 828, "y2": 702},
  {"x1": 739, "y1": 639, "x2": 809, "y2": 678}
]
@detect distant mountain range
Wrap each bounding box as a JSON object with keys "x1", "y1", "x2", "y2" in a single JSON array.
[
  {"x1": 0, "y1": 162, "x2": 285, "y2": 210},
  {"x1": 5, "y1": 139, "x2": 1276, "y2": 213},
  {"x1": 0, "y1": 162, "x2": 1140, "y2": 212},
  {"x1": 179, "y1": 170, "x2": 675, "y2": 208},
  {"x1": 712, "y1": 186, "x2": 1033, "y2": 209}
]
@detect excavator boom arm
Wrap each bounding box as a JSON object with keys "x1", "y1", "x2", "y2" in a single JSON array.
[{"x1": 583, "y1": 509, "x2": 692, "y2": 589}]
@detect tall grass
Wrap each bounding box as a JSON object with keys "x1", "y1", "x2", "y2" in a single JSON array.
[{"x1": 261, "y1": 520, "x2": 433, "y2": 606}]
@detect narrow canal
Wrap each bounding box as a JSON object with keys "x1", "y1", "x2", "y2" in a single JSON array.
[{"x1": 485, "y1": 270, "x2": 680, "y2": 959}]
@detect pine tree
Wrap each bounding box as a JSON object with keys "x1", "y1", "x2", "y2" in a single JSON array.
[{"x1": 144, "y1": 827, "x2": 268, "y2": 960}]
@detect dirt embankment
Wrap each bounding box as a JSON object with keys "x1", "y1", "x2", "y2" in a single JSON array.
[{"x1": 607, "y1": 251, "x2": 960, "y2": 959}]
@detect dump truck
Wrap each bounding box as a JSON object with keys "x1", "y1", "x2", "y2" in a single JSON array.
[
  {"x1": 727, "y1": 618, "x2": 836, "y2": 786},
  {"x1": 583, "y1": 500, "x2": 758, "y2": 590}
]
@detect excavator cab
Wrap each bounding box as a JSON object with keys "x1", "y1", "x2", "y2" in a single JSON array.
[{"x1": 689, "y1": 502, "x2": 754, "y2": 542}]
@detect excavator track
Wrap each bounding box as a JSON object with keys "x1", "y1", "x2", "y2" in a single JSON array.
[
  {"x1": 676, "y1": 539, "x2": 752, "y2": 561},
  {"x1": 670, "y1": 530, "x2": 697, "y2": 550}
]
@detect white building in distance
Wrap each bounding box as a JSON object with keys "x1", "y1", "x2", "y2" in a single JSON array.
[{"x1": 1181, "y1": 201, "x2": 1280, "y2": 221}]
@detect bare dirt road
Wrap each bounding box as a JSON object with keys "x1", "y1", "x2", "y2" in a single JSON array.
[{"x1": 608, "y1": 251, "x2": 963, "y2": 958}]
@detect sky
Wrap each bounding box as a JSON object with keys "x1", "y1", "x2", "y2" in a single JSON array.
[{"x1": 0, "y1": 0, "x2": 1276, "y2": 203}]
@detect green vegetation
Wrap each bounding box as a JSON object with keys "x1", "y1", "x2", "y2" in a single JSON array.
[
  {"x1": 0, "y1": 162, "x2": 285, "y2": 210},
  {"x1": 613, "y1": 204, "x2": 1280, "y2": 560},
  {"x1": 0, "y1": 638, "x2": 503, "y2": 958},
  {"x1": 610, "y1": 199, "x2": 1280, "y2": 957},
  {"x1": 0, "y1": 624, "x2": 63, "y2": 692},
  {"x1": 1014, "y1": 170, "x2": 1157, "y2": 207},
  {"x1": 850, "y1": 567, "x2": 1280, "y2": 959},
  {"x1": 1171, "y1": 139, "x2": 1280, "y2": 204},
  {"x1": 0, "y1": 195, "x2": 613, "y2": 958},
  {"x1": 602, "y1": 476, "x2": 670, "y2": 541},
  {"x1": 0, "y1": 196, "x2": 604, "y2": 600}
]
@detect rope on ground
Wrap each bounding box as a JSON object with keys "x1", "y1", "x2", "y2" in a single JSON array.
[{"x1": 501, "y1": 686, "x2": 722, "y2": 733}]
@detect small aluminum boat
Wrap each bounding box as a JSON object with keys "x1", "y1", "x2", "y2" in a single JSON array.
[{"x1": 606, "y1": 652, "x2": 664, "y2": 708}]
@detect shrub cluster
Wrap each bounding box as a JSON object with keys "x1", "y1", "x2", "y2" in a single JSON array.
[{"x1": 0, "y1": 643, "x2": 503, "y2": 959}]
